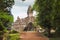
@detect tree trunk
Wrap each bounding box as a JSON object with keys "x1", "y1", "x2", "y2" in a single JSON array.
[{"x1": 47, "y1": 28, "x2": 51, "y2": 37}]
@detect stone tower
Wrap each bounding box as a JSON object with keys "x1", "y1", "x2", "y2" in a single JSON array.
[
  {"x1": 27, "y1": 5, "x2": 33, "y2": 17},
  {"x1": 12, "y1": 6, "x2": 35, "y2": 32}
]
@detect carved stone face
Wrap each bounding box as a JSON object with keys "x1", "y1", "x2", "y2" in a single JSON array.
[{"x1": 27, "y1": 5, "x2": 33, "y2": 17}]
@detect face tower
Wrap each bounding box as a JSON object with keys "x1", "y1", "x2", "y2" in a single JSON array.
[{"x1": 27, "y1": 5, "x2": 33, "y2": 17}]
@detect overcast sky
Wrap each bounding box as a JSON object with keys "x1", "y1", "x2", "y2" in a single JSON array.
[{"x1": 11, "y1": 0, "x2": 36, "y2": 21}]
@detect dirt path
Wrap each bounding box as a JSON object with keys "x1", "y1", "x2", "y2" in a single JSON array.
[{"x1": 20, "y1": 31, "x2": 49, "y2": 40}]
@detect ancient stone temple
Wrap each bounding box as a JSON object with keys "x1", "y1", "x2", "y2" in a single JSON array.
[
  {"x1": 12, "y1": 6, "x2": 49, "y2": 40},
  {"x1": 12, "y1": 6, "x2": 35, "y2": 32}
]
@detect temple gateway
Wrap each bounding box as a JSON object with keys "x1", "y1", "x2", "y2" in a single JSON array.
[
  {"x1": 12, "y1": 6, "x2": 35, "y2": 32},
  {"x1": 12, "y1": 5, "x2": 49, "y2": 40}
]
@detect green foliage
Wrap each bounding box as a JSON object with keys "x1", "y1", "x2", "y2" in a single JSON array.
[
  {"x1": 49, "y1": 38, "x2": 60, "y2": 40},
  {"x1": 22, "y1": 0, "x2": 25, "y2": 1},
  {"x1": 0, "y1": 22, "x2": 5, "y2": 31},
  {"x1": 0, "y1": 0, "x2": 14, "y2": 31},
  {"x1": 33, "y1": 0, "x2": 60, "y2": 37},
  {"x1": 0, "y1": 11, "x2": 13, "y2": 30},
  {"x1": 0, "y1": 0, "x2": 14, "y2": 11},
  {"x1": 11, "y1": 30, "x2": 18, "y2": 33},
  {"x1": 0, "y1": 11, "x2": 13, "y2": 22},
  {"x1": 9, "y1": 33, "x2": 19, "y2": 40}
]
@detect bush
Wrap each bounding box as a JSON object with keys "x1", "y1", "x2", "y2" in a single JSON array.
[
  {"x1": 10, "y1": 30, "x2": 18, "y2": 34},
  {"x1": 8, "y1": 33, "x2": 19, "y2": 40}
]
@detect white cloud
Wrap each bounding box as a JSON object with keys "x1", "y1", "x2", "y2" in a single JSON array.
[
  {"x1": 11, "y1": 5, "x2": 28, "y2": 21},
  {"x1": 11, "y1": 0, "x2": 35, "y2": 21}
]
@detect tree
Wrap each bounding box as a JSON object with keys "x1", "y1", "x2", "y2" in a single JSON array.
[
  {"x1": 0, "y1": 0, "x2": 14, "y2": 11},
  {"x1": 22, "y1": 0, "x2": 25, "y2": 1},
  {"x1": 0, "y1": 22, "x2": 5, "y2": 31},
  {"x1": 53, "y1": 0, "x2": 60, "y2": 36},
  {"x1": 0, "y1": 0, "x2": 14, "y2": 31},
  {"x1": 33, "y1": 0, "x2": 60, "y2": 37}
]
